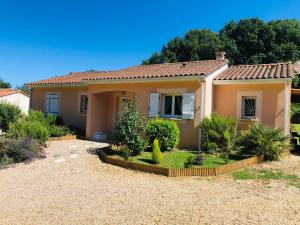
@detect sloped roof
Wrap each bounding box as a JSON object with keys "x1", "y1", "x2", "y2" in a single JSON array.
[
  {"x1": 26, "y1": 60, "x2": 228, "y2": 86},
  {"x1": 214, "y1": 62, "x2": 294, "y2": 81},
  {"x1": 0, "y1": 89, "x2": 28, "y2": 97}
]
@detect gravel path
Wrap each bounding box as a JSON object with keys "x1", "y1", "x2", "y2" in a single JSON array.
[{"x1": 0, "y1": 140, "x2": 300, "y2": 225}]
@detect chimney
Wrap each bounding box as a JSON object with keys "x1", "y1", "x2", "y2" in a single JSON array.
[{"x1": 215, "y1": 51, "x2": 226, "y2": 60}]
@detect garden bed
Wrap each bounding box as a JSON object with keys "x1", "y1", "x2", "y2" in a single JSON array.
[{"x1": 99, "y1": 149, "x2": 263, "y2": 177}]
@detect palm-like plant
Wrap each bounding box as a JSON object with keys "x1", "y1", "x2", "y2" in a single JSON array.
[{"x1": 238, "y1": 123, "x2": 290, "y2": 161}]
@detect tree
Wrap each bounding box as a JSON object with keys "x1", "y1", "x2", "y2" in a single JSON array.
[
  {"x1": 16, "y1": 85, "x2": 31, "y2": 95},
  {"x1": 0, "y1": 79, "x2": 11, "y2": 88},
  {"x1": 143, "y1": 18, "x2": 300, "y2": 65}
]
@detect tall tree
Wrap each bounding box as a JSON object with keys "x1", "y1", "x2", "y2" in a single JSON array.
[
  {"x1": 143, "y1": 18, "x2": 300, "y2": 65},
  {"x1": 0, "y1": 79, "x2": 11, "y2": 88},
  {"x1": 16, "y1": 85, "x2": 31, "y2": 95}
]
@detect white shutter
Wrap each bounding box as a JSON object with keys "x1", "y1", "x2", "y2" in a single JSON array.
[
  {"x1": 148, "y1": 93, "x2": 159, "y2": 117},
  {"x1": 182, "y1": 92, "x2": 195, "y2": 119}
]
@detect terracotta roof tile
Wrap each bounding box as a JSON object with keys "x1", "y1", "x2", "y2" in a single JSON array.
[
  {"x1": 0, "y1": 89, "x2": 24, "y2": 97},
  {"x1": 215, "y1": 62, "x2": 294, "y2": 81},
  {"x1": 26, "y1": 60, "x2": 228, "y2": 86}
]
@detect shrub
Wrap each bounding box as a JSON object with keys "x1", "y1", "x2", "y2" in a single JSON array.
[
  {"x1": 223, "y1": 126, "x2": 239, "y2": 163},
  {"x1": 152, "y1": 139, "x2": 163, "y2": 164},
  {"x1": 49, "y1": 125, "x2": 70, "y2": 137},
  {"x1": 201, "y1": 113, "x2": 238, "y2": 153},
  {"x1": 238, "y1": 123, "x2": 290, "y2": 161},
  {"x1": 184, "y1": 154, "x2": 203, "y2": 168},
  {"x1": 0, "y1": 137, "x2": 43, "y2": 165},
  {"x1": 146, "y1": 118, "x2": 179, "y2": 151},
  {"x1": 0, "y1": 103, "x2": 22, "y2": 131},
  {"x1": 7, "y1": 120, "x2": 49, "y2": 143},
  {"x1": 112, "y1": 102, "x2": 146, "y2": 156},
  {"x1": 120, "y1": 145, "x2": 130, "y2": 160}
]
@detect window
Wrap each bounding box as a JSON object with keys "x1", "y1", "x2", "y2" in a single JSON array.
[
  {"x1": 80, "y1": 95, "x2": 88, "y2": 112},
  {"x1": 162, "y1": 94, "x2": 183, "y2": 118},
  {"x1": 241, "y1": 96, "x2": 256, "y2": 119},
  {"x1": 45, "y1": 93, "x2": 60, "y2": 116}
]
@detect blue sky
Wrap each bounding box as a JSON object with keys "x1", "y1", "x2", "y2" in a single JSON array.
[{"x1": 0, "y1": 0, "x2": 300, "y2": 86}]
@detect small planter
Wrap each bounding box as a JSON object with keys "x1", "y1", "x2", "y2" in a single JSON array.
[
  {"x1": 48, "y1": 134, "x2": 77, "y2": 142},
  {"x1": 98, "y1": 150, "x2": 263, "y2": 177}
]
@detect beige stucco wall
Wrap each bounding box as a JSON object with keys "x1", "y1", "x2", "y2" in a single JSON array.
[
  {"x1": 86, "y1": 80, "x2": 201, "y2": 149},
  {"x1": 213, "y1": 82, "x2": 291, "y2": 132},
  {"x1": 30, "y1": 86, "x2": 88, "y2": 130}
]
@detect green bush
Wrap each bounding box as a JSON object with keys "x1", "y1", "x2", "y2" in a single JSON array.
[
  {"x1": 0, "y1": 137, "x2": 43, "y2": 166},
  {"x1": 146, "y1": 118, "x2": 179, "y2": 151},
  {"x1": 0, "y1": 103, "x2": 22, "y2": 131},
  {"x1": 6, "y1": 110, "x2": 70, "y2": 142},
  {"x1": 152, "y1": 139, "x2": 163, "y2": 164},
  {"x1": 201, "y1": 113, "x2": 238, "y2": 153},
  {"x1": 112, "y1": 102, "x2": 146, "y2": 156},
  {"x1": 238, "y1": 123, "x2": 290, "y2": 161},
  {"x1": 7, "y1": 120, "x2": 49, "y2": 143}
]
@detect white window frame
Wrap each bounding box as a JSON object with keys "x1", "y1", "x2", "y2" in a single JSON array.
[
  {"x1": 161, "y1": 94, "x2": 183, "y2": 119},
  {"x1": 45, "y1": 92, "x2": 61, "y2": 116},
  {"x1": 237, "y1": 91, "x2": 262, "y2": 121}
]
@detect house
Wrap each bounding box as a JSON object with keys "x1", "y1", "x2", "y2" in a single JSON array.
[
  {"x1": 0, "y1": 88, "x2": 30, "y2": 113},
  {"x1": 26, "y1": 52, "x2": 296, "y2": 149}
]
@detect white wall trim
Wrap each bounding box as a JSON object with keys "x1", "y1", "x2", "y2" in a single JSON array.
[
  {"x1": 284, "y1": 80, "x2": 289, "y2": 135},
  {"x1": 236, "y1": 91, "x2": 262, "y2": 121},
  {"x1": 203, "y1": 64, "x2": 229, "y2": 117}
]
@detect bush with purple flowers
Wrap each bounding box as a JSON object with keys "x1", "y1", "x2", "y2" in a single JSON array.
[{"x1": 0, "y1": 137, "x2": 44, "y2": 166}]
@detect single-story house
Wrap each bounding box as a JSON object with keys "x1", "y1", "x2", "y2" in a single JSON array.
[
  {"x1": 26, "y1": 52, "x2": 296, "y2": 149},
  {"x1": 0, "y1": 88, "x2": 30, "y2": 113}
]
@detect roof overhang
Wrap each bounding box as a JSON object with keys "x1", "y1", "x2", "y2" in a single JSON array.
[{"x1": 213, "y1": 78, "x2": 292, "y2": 85}]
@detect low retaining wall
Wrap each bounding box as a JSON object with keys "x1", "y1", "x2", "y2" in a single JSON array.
[
  {"x1": 48, "y1": 134, "x2": 77, "y2": 142},
  {"x1": 99, "y1": 150, "x2": 263, "y2": 177}
]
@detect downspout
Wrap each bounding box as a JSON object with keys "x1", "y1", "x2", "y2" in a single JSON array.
[{"x1": 198, "y1": 78, "x2": 204, "y2": 152}]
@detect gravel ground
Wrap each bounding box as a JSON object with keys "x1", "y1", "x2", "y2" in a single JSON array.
[{"x1": 0, "y1": 140, "x2": 300, "y2": 225}]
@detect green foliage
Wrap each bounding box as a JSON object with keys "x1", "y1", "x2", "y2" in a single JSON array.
[
  {"x1": 152, "y1": 139, "x2": 163, "y2": 164},
  {"x1": 292, "y1": 75, "x2": 300, "y2": 88},
  {"x1": 143, "y1": 18, "x2": 300, "y2": 65},
  {"x1": 146, "y1": 118, "x2": 180, "y2": 151},
  {"x1": 223, "y1": 126, "x2": 239, "y2": 163},
  {"x1": 238, "y1": 123, "x2": 290, "y2": 161},
  {"x1": 291, "y1": 103, "x2": 300, "y2": 119},
  {"x1": 6, "y1": 110, "x2": 70, "y2": 143},
  {"x1": 184, "y1": 154, "x2": 204, "y2": 168},
  {"x1": 0, "y1": 137, "x2": 43, "y2": 166},
  {"x1": 112, "y1": 102, "x2": 146, "y2": 156},
  {"x1": 0, "y1": 103, "x2": 22, "y2": 131},
  {"x1": 16, "y1": 85, "x2": 31, "y2": 95},
  {"x1": 7, "y1": 120, "x2": 49, "y2": 143},
  {"x1": 233, "y1": 169, "x2": 257, "y2": 180},
  {"x1": 120, "y1": 145, "x2": 130, "y2": 160},
  {"x1": 201, "y1": 113, "x2": 238, "y2": 153},
  {"x1": 0, "y1": 79, "x2": 11, "y2": 88}
]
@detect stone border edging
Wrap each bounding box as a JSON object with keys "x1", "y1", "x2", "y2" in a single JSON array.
[{"x1": 98, "y1": 149, "x2": 263, "y2": 177}]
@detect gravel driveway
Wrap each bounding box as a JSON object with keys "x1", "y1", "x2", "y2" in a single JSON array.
[{"x1": 0, "y1": 140, "x2": 300, "y2": 225}]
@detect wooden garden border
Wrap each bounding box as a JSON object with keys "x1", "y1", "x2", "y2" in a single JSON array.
[
  {"x1": 48, "y1": 134, "x2": 77, "y2": 142},
  {"x1": 99, "y1": 150, "x2": 263, "y2": 177}
]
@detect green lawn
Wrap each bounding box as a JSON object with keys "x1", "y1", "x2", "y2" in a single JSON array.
[
  {"x1": 291, "y1": 124, "x2": 300, "y2": 135},
  {"x1": 233, "y1": 168, "x2": 300, "y2": 189},
  {"x1": 113, "y1": 150, "x2": 237, "y2": 168}
]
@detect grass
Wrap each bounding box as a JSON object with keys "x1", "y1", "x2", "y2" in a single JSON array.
[
  {"x1": 291, "y1": 124, "x2": 300, "y2": 136},
  {"x1": 233, "y1": 168, "x2": 300, "y2": 188},
  {"x1": 112, "y1": 150, "x2": 237, "y2": 168}
]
